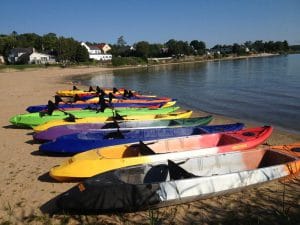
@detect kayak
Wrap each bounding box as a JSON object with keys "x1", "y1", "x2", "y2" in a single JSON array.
[
  {"x1": 33, "y1": 110, "x2": 192, "y2": 132},
  {"x1": 49, "y1": 126, "x2": 273, "y2": 181},
  {"x1": 34, "y1": 115, "x2": 213, "y2": 142},
  {"x1": 56, "y1": 143, "x2": 300, "y2": 213},
  {"x1": 56, "y1": 87, "x2": 131, "y2": 97},
  {"x1": 26, "y1": 101, "x2": 176, "y2": 113},
  {"x1": 9, "y1": 106, "x2": 180, "y2": 128},
  {"x1": 60, "y1": 94, "x2": 166, "y2": 104},
  {"x1": 39, "y1": 123, "x2": 244, "y2": 154}
]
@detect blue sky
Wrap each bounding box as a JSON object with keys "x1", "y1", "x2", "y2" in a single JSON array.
[{"x1": 1, "y1": 0, "x2": 300, "y2": 47}]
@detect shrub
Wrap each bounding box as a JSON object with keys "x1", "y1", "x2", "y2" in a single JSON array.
[{"x1": 112, "y1": 57, "x2": 147, "y2": 66}]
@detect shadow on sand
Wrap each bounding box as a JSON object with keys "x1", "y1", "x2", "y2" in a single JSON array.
[
  {"x1": 2, "y1": 124, "x2": 31, "y2": 129},
  {"x1": 25, "y1": 139, "x2": 40, "y2": 145},
  {"x1": 31, "y1": 150, "x2": 73, "y2": 157},
  {"x1": 38, "y1": 172, "x2": 61, "y2": 183}
]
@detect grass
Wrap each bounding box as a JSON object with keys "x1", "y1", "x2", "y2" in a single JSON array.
[
  {"x1": 0, "y1": 64, "x2": 60, "y2": 72},
  {"x1": 111, "y1": 57, "x2": 147, "y2": 67}
]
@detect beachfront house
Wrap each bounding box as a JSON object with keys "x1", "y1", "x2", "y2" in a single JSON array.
[
  {"x1": 209, "y1": 46, "x2": 233, "y2": 55},
  {"x1": 8, "y1": 48, "x2": 56, "y2": 64},
  {"x1": 81, "y1": 42, "x2": 112, "y2": 61},
  {"x1": 97, "y1": 43, "x2": 111, "y2": 54}
]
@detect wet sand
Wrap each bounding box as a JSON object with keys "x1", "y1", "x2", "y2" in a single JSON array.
[{"x1": 0, "y1": 67, "x2": 299, "y2": 224}]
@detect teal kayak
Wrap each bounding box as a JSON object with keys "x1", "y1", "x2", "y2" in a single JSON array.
[{"x1": 9, "y1": 107, "x2": 180, "y2": 128}]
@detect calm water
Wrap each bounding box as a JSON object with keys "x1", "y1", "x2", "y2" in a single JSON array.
[{"x1": 73, "y1": 54, "x2": 300, "y2": 134}]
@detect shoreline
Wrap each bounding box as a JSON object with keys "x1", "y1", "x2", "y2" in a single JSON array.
[
  {"x1": 0, "y1": 53, "x2": 279, "y2": 76},
  {"x1": 0, "y1": 57, "x2": 299, "y2": 224}
]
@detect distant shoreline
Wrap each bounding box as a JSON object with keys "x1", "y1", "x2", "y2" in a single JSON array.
[{"x1": 0, "y1": 53, "x2": 279, "y2": 76}]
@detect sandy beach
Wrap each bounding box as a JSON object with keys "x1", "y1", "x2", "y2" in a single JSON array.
[{"x1": 0, "y1": 66, "x2": 299, "y2": 224}]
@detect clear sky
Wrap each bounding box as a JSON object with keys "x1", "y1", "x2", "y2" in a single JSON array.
[{"x1": 1, "y1": 0, "x2": 299, "y2": 47}]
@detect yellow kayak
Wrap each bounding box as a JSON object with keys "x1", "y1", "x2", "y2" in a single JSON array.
[
  {"x1": 34, "y1": 110, "x2": 193, "y2": 132},
  {"x1": 160, "y1": 101, "x2": 176, "y2": 108},
  {"x1": 50, "y1": 138, "x2": 208, "y2": 181}
]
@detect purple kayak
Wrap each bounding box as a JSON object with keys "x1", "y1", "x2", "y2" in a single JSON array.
[{"x1": 33, "y1": 116, "x2": 214, "y2": 142}]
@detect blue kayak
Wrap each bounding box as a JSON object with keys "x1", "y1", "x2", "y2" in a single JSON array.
[{"x1": 39, "y1": 123, "x2": 244, "y2": 155}]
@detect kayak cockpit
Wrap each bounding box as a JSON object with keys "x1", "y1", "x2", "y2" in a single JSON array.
[{"x1": 115, "y1": 148, "x2": 297, "y2": 185}]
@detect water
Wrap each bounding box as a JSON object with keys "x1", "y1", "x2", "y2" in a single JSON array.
[{"x1": 73, "y1": 54, "x2": 300, "y2": 134}]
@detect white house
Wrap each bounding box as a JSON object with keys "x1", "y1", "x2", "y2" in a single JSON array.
[
  {"x1": 81, "y1": 42, "x2": 112, "y2": 61},
  {"x1": 98, "y1": 43, "x2": 112, "y2": 54},
  {"x1": 8, "y1": 48, "x2": 55, "y2": 64},
  {"x1": 29, "y1": 51, "x2": 56, "y2": 64}
]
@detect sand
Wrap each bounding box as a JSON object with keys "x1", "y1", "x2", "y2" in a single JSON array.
[{"x1": 0, "y1": 67, "x2": 299, "y2": 224}]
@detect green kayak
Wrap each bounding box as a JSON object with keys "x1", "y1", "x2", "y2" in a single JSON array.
[{"x1": 9, "y1": 107, "x2": 180, "y2": 128}]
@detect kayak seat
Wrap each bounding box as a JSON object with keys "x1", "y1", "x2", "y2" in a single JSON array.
[
  {"x1": 143, "y1": 164, "x2": 169, "y2": 183},
  {"x1": 139, "y1": 141, "x2": 156, "y2": 155},
  {"x1": 168, "y1": 160, "x2": 197, "y2": 180},
  {"x1": 102, "y1": 121, "x2": 120, "y2": 129}
]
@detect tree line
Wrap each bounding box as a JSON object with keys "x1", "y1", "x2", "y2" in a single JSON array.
[
  {"x1": 0, "y1": 32, "x2": 292, "y2": 64},
  {"x1": 0, "y1": 32, "x2": 89, "y2": 63}
]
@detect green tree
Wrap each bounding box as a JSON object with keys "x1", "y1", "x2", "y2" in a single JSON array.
[
  {"x1": 16, "y1": 33, "x2": 41, "y2": 50},
  {"x1": 244, "y1": 41, "x2": 252, "y2": 49},
  {"x1": 57, "y1": 37, "x2": 78, "y2": 62},
  {"x1": 232, "y1": 43, "x2": 247, "y2": 55},
  {"x1": 253, "y1": 40, "x2": 265, "y2": 52},
  {"x1": 190, "y1": 40, "x2": 206, "y2": 55},
  {"x1": 165, "y1": 39, "x2": 192, "y2": 56},
  {"x1": 75, "y1": 44, "x2": 89, "y2": 62},
  {"x1": 117, "y1": 35, "x2": 126, "y2": 47},
  {"x1": 165, "y1": 39, "x2": 180, "y2": 56},
  {"x1": 11, "y1": 31, "x2": 18, "y2": 37},
  {"x1": 148, "y1": 43, "x2": 163, "y2": 57},
  {"x1": 177, "y1": 40, "x2": 192, "y2": 55},
  {"x1": 232, "y1": 43, "x2": 241, "y2": 54},
  {"x1": 42, "y1": 33, "x2": 58, "y2": 53},
  {"x1": 0, "y1": 35, "x2": 17, "y2": 58},
  {"x1": 282, "y1": 40, "x2": 289, "y2": 52},
  {"x1": 135, "y1": 41, "x2": 150, "y2": 58}
]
